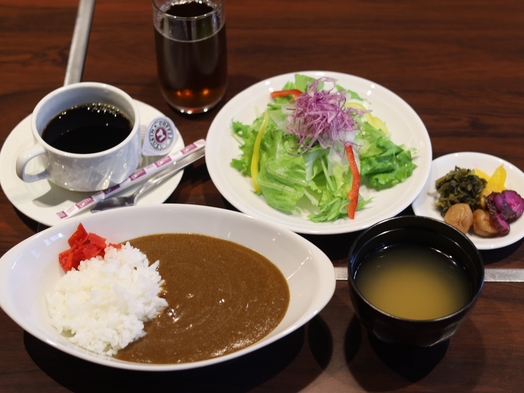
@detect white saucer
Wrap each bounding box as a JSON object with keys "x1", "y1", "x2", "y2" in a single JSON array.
[
  {"x1": 0, "y1": 100, "x2": 185, "y2": 227},
  {"x1": 412, "y1": 152, "x2": 524, "y2": 250}
]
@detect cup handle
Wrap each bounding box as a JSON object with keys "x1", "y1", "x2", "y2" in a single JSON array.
[{"x1": 16, "y1": 144, "x2": 50, "y2": 182}]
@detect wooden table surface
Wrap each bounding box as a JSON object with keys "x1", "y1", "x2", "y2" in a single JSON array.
[{"x1": 1, "y1": 0, "x2": 524, "y2": 391}]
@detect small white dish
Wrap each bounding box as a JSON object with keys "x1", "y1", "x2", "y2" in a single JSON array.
[
  {"x1": 0, "y1": 204, "x2": 335, "y2": 371},
  {"x1": 0, "y1": 100, "x2": 184, "y2": 227},
  {"x1": 412, "y1": 152, "x2": 524, "y2": 250},
  {"x1": 205, "y1": 70, "x2": 432, "y2": 235}
]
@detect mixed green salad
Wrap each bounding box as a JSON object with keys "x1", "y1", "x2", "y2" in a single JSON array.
[{"x1": 230, "y1": 74, "x2": 417, "y2": 223}]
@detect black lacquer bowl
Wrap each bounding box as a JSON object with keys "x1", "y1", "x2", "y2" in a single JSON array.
[{"x1": 348, "y1": 215, "x2": 484, "y2": 347}]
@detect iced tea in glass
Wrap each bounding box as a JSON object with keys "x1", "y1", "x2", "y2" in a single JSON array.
[{"x1": 152, "y1": 0, "x2": 227, "y2": 114}]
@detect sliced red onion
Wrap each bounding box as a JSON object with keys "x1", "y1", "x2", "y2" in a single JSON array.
[{"x1": 286, "y1": 77, "x2": 364, "y2": 153}]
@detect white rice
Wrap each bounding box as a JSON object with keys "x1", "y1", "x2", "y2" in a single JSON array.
[{"x1": 46, "y1": 243, "x2": 168, "y2": 356}]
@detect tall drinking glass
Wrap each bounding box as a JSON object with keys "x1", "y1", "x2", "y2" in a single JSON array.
[{"x1": 152, "y1": 0, "x2": 227, "y2": 114}]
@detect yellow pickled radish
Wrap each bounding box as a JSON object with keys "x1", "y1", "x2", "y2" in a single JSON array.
[
  {"x1": 484, "y1": 165, "x2": 506, "y2": 194},
  {"x1": 478, "y1": 165, "x2": 506, "y2": 207},
  {"x1": 474, "y1": 168, "x2": 490, "y2": 181}
]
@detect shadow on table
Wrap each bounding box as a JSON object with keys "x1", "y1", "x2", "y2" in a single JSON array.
[
  {"x1": 24, "y1": 324, "x2": 319, "y2": 393},
  {"x1": 481, "y1": 237, "x2": 524, "y2": 265},
  {"x1": 345, "y1": 316, "x2": 486, "y2": 391},
  {"x1": 367, "y1": 335, "x2": 450, "y2": 381},
  {"x1": 307, "y1": 313, "x2": 347, "y2": 369},
  {"x1": 14, "y1": 206, "x2": 48, "y2": 233},
  {"x1": 344, "y1": 316, "x2": 448, "y2": 390}
]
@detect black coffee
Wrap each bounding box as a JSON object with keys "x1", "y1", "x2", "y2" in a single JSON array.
[{"x1": 42, "y1": 103, "x2": 133, "y2": 154}]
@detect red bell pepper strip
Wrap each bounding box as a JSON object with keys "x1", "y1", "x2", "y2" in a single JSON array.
[
  {"x1": 270, "y1": 89, "x2": 302, "y2": 101},
  {"x1": 345, "y1": 144, "x2": 360, "y2": 219}
]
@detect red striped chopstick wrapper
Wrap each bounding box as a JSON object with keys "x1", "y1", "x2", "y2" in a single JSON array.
[{"x1": 56, "y1": 139, "x2": 206, "y2": 219}]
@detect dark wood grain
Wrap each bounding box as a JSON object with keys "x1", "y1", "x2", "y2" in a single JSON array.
[{"x1": 1, "y1": 0, "x2": 524, "y2": 391}]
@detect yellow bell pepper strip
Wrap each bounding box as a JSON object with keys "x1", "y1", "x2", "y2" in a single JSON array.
[
  {"x1": 270, "y1": 89, "x2": 302, "y2": 101},
  {"x1": 250, "y1": 111, "x2": 269, "y2": 192},
  {"x1": 345, "y1": 144, "x2": 360, "y2": 219}
]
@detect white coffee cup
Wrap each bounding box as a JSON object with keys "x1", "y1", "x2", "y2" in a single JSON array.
[{"x1": 16, "y1": 82, "x2": 142, "y2": 192}]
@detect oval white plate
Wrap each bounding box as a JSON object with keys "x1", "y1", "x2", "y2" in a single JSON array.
[
  {"x1": 205, "y1": 71, "x2": 432, "y2": 234},
  {"x1": 0, "y1": 100, "x2": 184, "y2": 227},
  {"x1": 412, "y1": 152, "x2": 524, "y2": 250},
  {"x1": 0, "y1": 204, "x2": 335, "y2": 371}
]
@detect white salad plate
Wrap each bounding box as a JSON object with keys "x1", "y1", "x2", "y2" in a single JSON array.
[
  {"x1": 0, "y1": 100, "x2": 184, "y2": 227},
  {"x1": 0, "y1": 204, "x2": 335, "y2": 371},
  {"x1": 205, "y1": 70, "x2": 432, "y2": 234},
  {"x1": 412, "y1": 152, "x2": 524, "y2": 250}
]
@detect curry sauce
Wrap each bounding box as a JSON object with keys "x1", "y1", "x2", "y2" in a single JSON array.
[{"x1": 114, "y1": 233, "x2": 290, "y2": 364}]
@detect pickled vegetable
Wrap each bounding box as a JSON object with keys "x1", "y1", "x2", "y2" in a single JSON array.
[
  {"x1": 479, "y1": 165, "x2": 506, "y2": 207},
  {"x1": 58, "y1": 223, "x2": 121, "y2": 271},
  {"x1": 472, "y1": 209, "x2": 499, "y2": 237},
  {"x1": 488, "y1": 190, "x2": 524, "y2": 222},
  {"x1": 483, "y1": 165, "x2": 506, "y2": 195},
  {"x1": 444, "y1": 203, "x2": 473, "y2": 234},
  {"x1": 435, "y1": 167, "x2": 487, "y2": 216},
  {"x1": 436, "y1": 165, "x2": 523, "y2": 238}
]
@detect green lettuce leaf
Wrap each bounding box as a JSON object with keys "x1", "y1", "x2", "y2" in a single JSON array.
[{"x1": 358, "y1": 122, "x2": 417, "y2": 191}]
